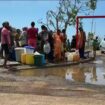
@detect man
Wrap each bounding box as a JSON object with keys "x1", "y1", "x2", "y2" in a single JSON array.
[
  {"x1": 1, "y1": 22, "x2": 11, "y2": 68},
  {"x1": 78, "y1": 27, "x2": 86, "y2": 59}
]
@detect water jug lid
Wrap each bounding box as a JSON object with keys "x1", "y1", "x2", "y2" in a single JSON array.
[
  {"x1": 24, "y1": 46, "x2": 34, "y2": 49},
  {"x1": 34, "y1": 51, "x2": 40, "y2": 55}
]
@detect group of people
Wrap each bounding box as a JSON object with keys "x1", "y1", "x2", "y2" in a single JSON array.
[
  {"x1": 0, "y1": 21, "x2": 68, "y2": 68},
  {"x1": 0, "y1": 20, "x2": 87, "y2": 68}
]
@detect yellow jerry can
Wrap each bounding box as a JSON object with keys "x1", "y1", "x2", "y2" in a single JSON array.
[{"x1": 26, "y1": 54, "x2": 34, "y2": 65}]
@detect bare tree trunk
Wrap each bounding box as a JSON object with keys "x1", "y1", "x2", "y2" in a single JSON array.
[
  {"x1": 64, "y1": 24, "x2": 67, "y2": 33},
  {"x1": 56, "y1": 18, "x2": 59, "y2": 30}
]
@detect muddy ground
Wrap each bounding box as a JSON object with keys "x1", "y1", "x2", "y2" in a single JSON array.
[{"x1": 0, "y1": 52, "x2": 105, "y2": 105}]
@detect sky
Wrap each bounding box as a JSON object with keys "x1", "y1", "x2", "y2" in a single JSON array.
[{"x1": 0, "y1": 0, "x2": 105, "y2": 40}]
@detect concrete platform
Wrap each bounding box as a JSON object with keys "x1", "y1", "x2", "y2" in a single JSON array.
[
  {"x1": 0, "y1": 57, "x2": 94, "y2": 70},
  {"x1": 0, "y1": 59, "x2": 20, "y2": 67}
]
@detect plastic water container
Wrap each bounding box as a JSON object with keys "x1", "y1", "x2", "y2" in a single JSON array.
[
  {"x1": 24, "y1": 46, "x2": 35, "y2": 54},
  {"x1": 21, "y1": 53, "x2": 26, "y2": 64},
  {"x1": 26, "y1": 54, "x2": 34, "y2": 65},
  {"x1": 73, "y1": 53, "x2": 80, "y2": 62},
  {"x1": 67, "y1": 53, "x2": 74, "y2": 62},
  {"x1": 15, "y1": 47, "x2": 26, "y2": 62},
  {"x1": 34, "y1": 54, "x2": 46, "y2": 66},
  {"x1": 41, "y1": 54, "x2": 46, "y2": 64}
]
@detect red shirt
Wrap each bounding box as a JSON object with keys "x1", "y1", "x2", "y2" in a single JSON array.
[
  {"x1": 1, "y1": 27, "x2": 11, "y2": 45},
  {"x1": 27, "y1": 27, "x2": 38, "y2": 39}
]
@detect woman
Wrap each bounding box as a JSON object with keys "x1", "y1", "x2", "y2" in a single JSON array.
[
  {"x1": 53, "y1": 29, "x2": 62, "y2": 62},
  {"x1": 27, "y1": 22, "x2": 38, "y2": 49},
  {"x1": 78, "y1": 27, "x2": 86, "y2": 59}
]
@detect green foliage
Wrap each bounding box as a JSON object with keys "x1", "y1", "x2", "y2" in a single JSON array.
[
  {"x1": 88, "y1": 32, "x2": 94, "y2": 40},
  {"x1": 41, "y1": 0, "x2": 97, "y2": 32},
  {"x1": 88, "y1": 0, "x2": 97, "y2": 10}
]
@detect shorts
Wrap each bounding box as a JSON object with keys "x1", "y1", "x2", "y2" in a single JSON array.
[{"x1": 1, "y1": 44, "x2": 9, "y2": 55}]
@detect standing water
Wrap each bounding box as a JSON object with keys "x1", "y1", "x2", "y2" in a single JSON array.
[{"x1": 11, "y1": 60, "x2": 105, "y2": 86}]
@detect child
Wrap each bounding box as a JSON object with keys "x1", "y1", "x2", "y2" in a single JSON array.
[{"x1": 43, "y1": 40, "x2": 51, "y2": 61}]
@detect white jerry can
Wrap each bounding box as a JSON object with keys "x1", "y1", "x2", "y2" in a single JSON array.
[{"x1": 67, "y1": 53, "x2": 74, "y2": 62}]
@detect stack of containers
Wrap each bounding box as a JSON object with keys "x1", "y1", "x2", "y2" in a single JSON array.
[
  {"x1": 20, "y1": 46, "x2": 46, "y2": 66},
  {"x1": 67, "y1": 51, "x2": 80, "y2": 62}
]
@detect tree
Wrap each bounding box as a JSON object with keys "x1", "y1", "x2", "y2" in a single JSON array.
[
  {"x1": 88, "y1": 0, "x2": 97, "y2": 10},
  {"x1": 40, "y1": 0, "x2": 97, "y2": 32}
]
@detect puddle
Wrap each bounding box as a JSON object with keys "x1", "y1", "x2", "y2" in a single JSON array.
[
  {"x1": 66, "y1": 66, "x2": 105, "y2": 85},
  {"x1": 93, "y1": 60, "x2": 103, "y2": 64},
  {"x1": 11, "y1": 64, "x2": 105, "y2": 86}
]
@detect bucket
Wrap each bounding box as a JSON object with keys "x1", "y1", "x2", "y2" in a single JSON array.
[
  {"x1": 34, "y1": 54, "x2": 45, "y2": 66},
  {"x1": 15, "y1": 47, "x2": 25, "y2": 62}
]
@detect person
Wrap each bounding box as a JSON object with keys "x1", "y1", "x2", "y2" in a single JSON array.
[
  {"x1": 9, "y1": 27, "x2": 15, "y2": 48},
  {"x1": 48, "y1": 30, "x2": 54, "y2": 62},
  {"x1": 27, "y1": 21, "x2": 38, "y2": 49},
  {"x1": 61, "y1": 29, "x2": 67, "y2": 49},
  {"x1": 53, "y1": 29, "x2": 62, "y2": 62},
  {"x1": 39, "y1": 25, "x2": 49, "y2": 53},
  {"x1": 39, "y1": 25, "x2": 54, "y2": 62},
  {"x1": 43, "y1": 40, "x2": 51, "y2": 60},
  {"x1": 14, "y1": 29, "x2": 21, "y2": 47},
  {"x1": 71, "y1": 35, "x2": 76, "y2": 49},
  {"x1": 93, "y1": 36, "x2": 99, "y2": 58},
  {"x1": 61, "y1": 29, "x2": 67, "y2": 61},
  {"x1": 1, "y1": 22, "x2": 11, "y2": 68},
  {"x1": 20, "y1": 27, "x2": 28, "y2": 47},
  {"x1": 0, "y1": 27, "x2": 3, "y2": 42},
  {"x1": 0, "y1": 26, "x2": 3, "y2": 58},
  {"x1": 66, "y1": 39, "x2": 71, "y2": 51},
  {"x1": 78, "y1": 27, "x2": 86, "y2": 59}
]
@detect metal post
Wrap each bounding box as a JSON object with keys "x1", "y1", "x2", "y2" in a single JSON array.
[{"x1": 76, "y1": 16, "x2": 79, "y2": 49}]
